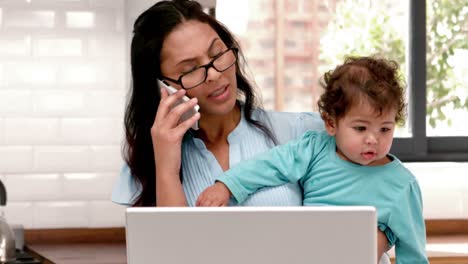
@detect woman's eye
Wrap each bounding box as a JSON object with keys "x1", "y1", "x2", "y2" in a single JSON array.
[
  {"x1": 210, "y1": 47, "x2": 225, "y2": 58},
  {"x1": 181, "y1": 65, "x2": 199, "y2": 74},
  {"x1": 209, "y1": 52, "x2": 223, "y2": 60}
]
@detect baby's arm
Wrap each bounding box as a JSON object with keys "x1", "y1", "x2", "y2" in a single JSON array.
[
  {"x1": 196, "y1": 182, "x2": 231, "y2": 206},
  {"x1": 377, "y1": 231, "x2": 389, "y2": 263},
  {"x1": 217, "y1": 132, "x2": 317, "y2": 204},
  {"x1": 196, "y1": 131, "x2": 318, "y2": 205},
  {"x1": 390, "y1": 180, "x2": 429, "y2": 264}
]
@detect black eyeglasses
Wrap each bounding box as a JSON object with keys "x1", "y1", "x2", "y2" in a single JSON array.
[{"x1": 161, "y1": 47, "x2": 238, "y2": 90}]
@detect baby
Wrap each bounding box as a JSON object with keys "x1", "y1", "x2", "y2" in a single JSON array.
[{"x1": 197, "y1": 56, "x2": 428, "y2": 264}]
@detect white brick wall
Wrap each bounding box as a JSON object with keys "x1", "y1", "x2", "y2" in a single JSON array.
[
  {"x1": 0, "y1": 119, "x2": 4, "y2": 145},
  {"x1": 0, "y1": 0, "x2": 127, "y2": 228},
  {"x1": 0, "y1": 91, "x2": 33, "y2": 115},
  {"x1": 0, "y1": 146, "x2": 34, "y2": 174},
  {"x1": 5, "y1": 174, "x2": 62, "y2": 202},
  {"x1": 4, "y1": 10, "x2": 55, "y2": 28},
  {"x1": 5, "y1": 118, "x2": 60, "y2": 145}
]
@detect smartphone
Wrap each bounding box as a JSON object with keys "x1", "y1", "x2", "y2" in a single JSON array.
[{"x1": 157, "y1": 79, "x2": 199, "y2": 130}]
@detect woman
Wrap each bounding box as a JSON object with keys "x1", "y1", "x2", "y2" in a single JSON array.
[
  {"x1": 112, "y1": 0, "x2": 323, "y2": 207},
  {"x1": 111, "y1": 0, "x2": 390, "y2": 262}
]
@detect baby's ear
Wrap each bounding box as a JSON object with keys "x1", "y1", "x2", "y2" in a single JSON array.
[{"x1": 323, "y1": 114, "x2": 337, "y2": 136}]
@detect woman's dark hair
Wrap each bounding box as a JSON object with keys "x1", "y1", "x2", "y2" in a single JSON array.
[
  {"x1": 124, "y1": 0, "x2": 276, "y2": 206},
  {"x1": 318, "y1": 56, "x2": 406, "y2": 125}
]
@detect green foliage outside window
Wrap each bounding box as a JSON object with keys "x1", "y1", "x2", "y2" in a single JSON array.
[{"x1": 320, "y1": 0, "x2": 468, "y2": 128}]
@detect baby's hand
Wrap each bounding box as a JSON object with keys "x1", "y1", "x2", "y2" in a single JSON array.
[{"x1": 196, "y1": 182, "x2": 231, "y2": 206}]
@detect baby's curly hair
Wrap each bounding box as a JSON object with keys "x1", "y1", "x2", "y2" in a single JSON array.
[{"x1": 318, "y1": 56, "x2": 406, "y2": 125}]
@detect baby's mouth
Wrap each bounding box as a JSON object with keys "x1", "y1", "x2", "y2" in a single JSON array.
[{"x1": 361, "y1": 151, "x2": 376, "y2": 160}]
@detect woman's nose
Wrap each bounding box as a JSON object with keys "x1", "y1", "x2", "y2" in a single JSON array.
[{"x1": 206, "y1": 66, "x2": 222, "y2": 82}]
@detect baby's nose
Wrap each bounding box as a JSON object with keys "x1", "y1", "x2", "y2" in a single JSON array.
[{"x1": 365, "y1": 134, "x2": 378, "y2": 144}]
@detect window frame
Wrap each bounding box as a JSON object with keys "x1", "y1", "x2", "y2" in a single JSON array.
[{"x1": 391, "y1": 0, "x2": 468, "y2": 162}]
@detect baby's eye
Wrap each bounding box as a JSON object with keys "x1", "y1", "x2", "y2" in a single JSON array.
[
  {"x1": 353, "y1": 126, "x2": 366, "y2": 132},
  {"x1": 381, "y1": 127, "x2": 392, "y2": 133}
]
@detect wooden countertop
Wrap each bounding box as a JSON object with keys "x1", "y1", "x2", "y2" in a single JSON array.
[
  {"x1": 388, "y1": 235, "x2": 468, "y2": 264},
  {"x1": 26, "y1": 243, "x2": 126, "y2": 264},
  {"x1": 26, "y1": 236, "x2": 468, "y2": 264},
  {"x1": 25, "y1": 228, "x2": 127, "y2": 264},
  {"x1": 23, "y1": 222, "x2": 468, "y2": 264}
]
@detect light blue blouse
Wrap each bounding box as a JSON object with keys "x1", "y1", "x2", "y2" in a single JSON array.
[{"x1": 111, "y1": 109, "x2": 324, "y2": 206}]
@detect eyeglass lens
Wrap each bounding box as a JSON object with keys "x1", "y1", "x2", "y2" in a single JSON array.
[{"x1": 181, "y1": 49, "x2": 236, "y2": 89}]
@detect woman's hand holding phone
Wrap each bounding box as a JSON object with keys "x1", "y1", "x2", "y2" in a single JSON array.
[
  {"x1": 151, "y1": 80, "x2": 201, "y2": 185},
  {"x1": 157, "y1": 80, "x2": 200, "y2": 130}
]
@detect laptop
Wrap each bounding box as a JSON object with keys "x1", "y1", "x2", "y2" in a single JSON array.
[{"x1": 126, "y1": 206, "x2": 376, "y2": 264}]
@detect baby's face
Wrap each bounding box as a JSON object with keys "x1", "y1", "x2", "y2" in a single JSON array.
[{"x1": 328, "y1": 103, "x2": 397, "y2": 166}]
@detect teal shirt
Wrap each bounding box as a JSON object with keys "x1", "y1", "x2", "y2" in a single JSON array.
[
  {"x1": 219, "y1": 131, "x2": 428, "y2": 264},
  {"x1": 111, "y1": 108, "x2": 325, "y2": 206}
]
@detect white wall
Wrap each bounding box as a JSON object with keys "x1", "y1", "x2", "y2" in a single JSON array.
[
  {"x1": 0, "y1": 0, "x2": 219, "y2": 230},
  {"x1": 0, "y1": 0, "x2": 127, "y2": 229},
  {"x1": 405, "y1": 162, "x2": 468, "y2": 219}
]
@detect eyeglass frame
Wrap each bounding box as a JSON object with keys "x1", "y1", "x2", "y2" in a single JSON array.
[{"x1": 160, "y1": 47, "x2": 238, "y2": 90}]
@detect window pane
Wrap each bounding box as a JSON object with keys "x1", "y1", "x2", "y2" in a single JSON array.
[
  {"x1": 319, "y1": 0, "x2": 409, "y2": 137},
  {"x1": 426, "y1": 0, "x2": 468, "y2": 136},
  {"x1": 217, "y1": 0, "x2": 275, "y2": 107},
  {"x1": 217, "y1": 0, "x2": 408, "y2": 136}
]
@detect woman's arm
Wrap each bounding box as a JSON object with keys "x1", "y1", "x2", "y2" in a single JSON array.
[
  {"x1": 152, "y1": 87, "x2": 200, "y2": 206},
  {"x1": 155, "y1": 171, "x2": 186, "y2": 206}
]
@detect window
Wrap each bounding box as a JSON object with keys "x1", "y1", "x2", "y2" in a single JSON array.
[
  {"x1": 217, "y1": 0, "x2": 468, "y2": 161},
  {"x1": 426, "y1": 0, "x2": 468, "y2": 137},
  {"x1": 392, "y1": 0, "x2": 468, "y2": 161}
]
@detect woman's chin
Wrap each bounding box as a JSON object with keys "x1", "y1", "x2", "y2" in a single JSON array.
[{"x1": 199, "y1": 98, "x2": 237, "y2": 118}]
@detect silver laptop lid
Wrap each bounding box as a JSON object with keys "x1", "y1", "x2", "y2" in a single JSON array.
[{"x1": 126, "y1": 206, "x2": 376, "y2": 264}]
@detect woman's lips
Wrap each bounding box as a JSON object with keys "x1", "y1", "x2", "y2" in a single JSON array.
[{"x1": 208, "y1": 85, "x2": 229, "y2": 101}]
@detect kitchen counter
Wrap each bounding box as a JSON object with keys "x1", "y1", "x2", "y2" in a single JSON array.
[
  {"x1": 389, "y1": 235, "x2": 468, "y2": 264},
  {"x1": 23, "y1": 223, "x2": 468, "y2": 264},
  {"x1": 24, "y1": 228, "x2": 127, "y2": 264},
  {"x1": 26, "y1": 236, "x2": 468, "y2": 264},
  {"x1": 26, "y1": 243, "x2": 126, "y2": 264}
]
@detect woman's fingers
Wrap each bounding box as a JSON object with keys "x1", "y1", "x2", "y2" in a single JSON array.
[
  {"x1": 172, "y1": 101, "x2": 200, "y2": 133},
  {"x1": 166, "y1": 97, "x2": 198, "y2": 125},
  {"x1": 155, "y1": 88, "x2": 200, "y2": 133},
  {"x1": 155, "y1": 88, "x2": 187, "y2": 124}
]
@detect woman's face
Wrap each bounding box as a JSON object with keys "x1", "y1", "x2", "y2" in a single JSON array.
[{"x1": 160, "y1": 20, "x2": 238, "y2": 117}]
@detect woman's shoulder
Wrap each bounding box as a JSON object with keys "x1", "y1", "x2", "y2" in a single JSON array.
[
  {"x1": 111, "y1": 165, "x2": 141, "y2": 206},
  {"x1": 252, "y1": 109, "x2": 325, "y2": 144}
]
